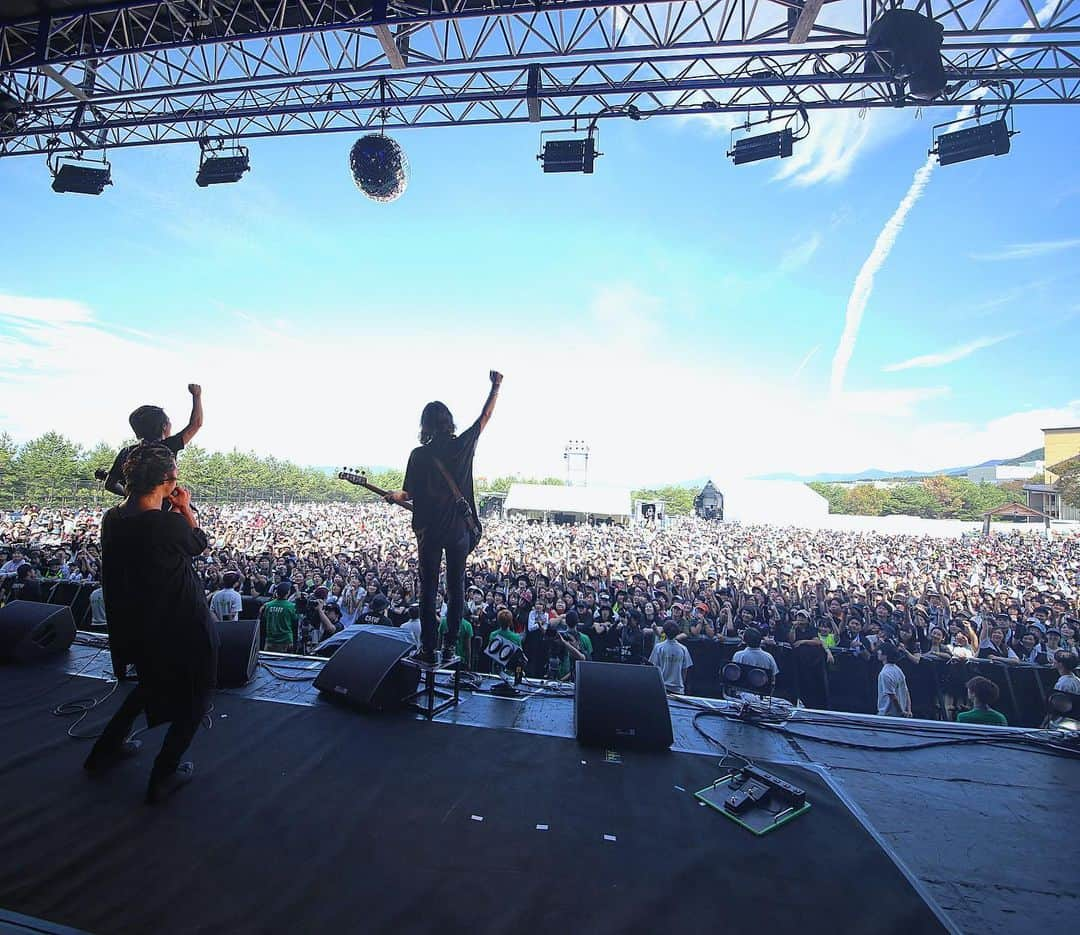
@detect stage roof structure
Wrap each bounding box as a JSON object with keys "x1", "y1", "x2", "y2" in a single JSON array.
[
  {"x1": 504, "y1": 483, "x2": 631, "y2": 519},
  {"x1": 1, "y1": 1, "x2": 1079, "y2": 157}
]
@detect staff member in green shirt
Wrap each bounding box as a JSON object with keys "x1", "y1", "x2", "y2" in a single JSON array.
[
  {"x1": 956, "y1": 676, "x2": 1008, "y2": 726},
  {"x1": 262, "y1": 582, "x2": 299, "y2": 653}
]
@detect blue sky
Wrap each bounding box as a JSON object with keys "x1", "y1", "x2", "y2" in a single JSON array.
[{"x1": 1, "y1": 85, "x2": 1078, "y2": 486}]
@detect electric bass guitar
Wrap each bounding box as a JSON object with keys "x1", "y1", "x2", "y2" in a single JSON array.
[{"x1": 337, "y1": 468, "x2": 413, "y2": 512}]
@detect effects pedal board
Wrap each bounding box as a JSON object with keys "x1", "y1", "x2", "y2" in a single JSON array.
[{"x1": 737, "y1": 766, "x2": 807, "y2": 809}]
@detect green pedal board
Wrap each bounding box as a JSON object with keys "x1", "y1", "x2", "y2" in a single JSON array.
[{"x1": 695, "y1": 772, "x2": 811, "y2": 836}]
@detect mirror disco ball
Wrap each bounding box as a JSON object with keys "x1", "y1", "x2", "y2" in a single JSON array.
[{"x1": 349, "y1": 134, "x2": 409, "y2": 202}]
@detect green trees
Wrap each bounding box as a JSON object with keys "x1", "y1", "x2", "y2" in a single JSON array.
[
  {"x1": 0, "y1": 432, "x2": 403, "y2": 506},
  {"x1": 810, "y1": 475, "x2": 1015, "y2": 519},
  {"x1": 1054, "y1": 456, "x2": 1080, "y2": 510},
  {"x1": 630, "y1": 486, "x2": 696, "y2": 516}
]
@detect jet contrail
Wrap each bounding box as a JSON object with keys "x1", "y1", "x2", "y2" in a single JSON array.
[{"x1": 828, "y1": 0, "x2": 1059, "y2": 399}]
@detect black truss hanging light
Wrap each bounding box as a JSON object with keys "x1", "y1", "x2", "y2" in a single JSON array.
[
  {"x1": 864, "y1": 8, "x2": 947, "y2": 102},
  {"x1": 48, "y1": 149, "x2": 112, "y2": 195},
  {"x1": 931, "y1": 104, "x2": 1015, "y2": 166},
  {"x1": 196, "y1": 138, "x2": 250, "y2": 187},
  {"x1": 727, "y1": 108, "x2": 808, "y2": 166}
]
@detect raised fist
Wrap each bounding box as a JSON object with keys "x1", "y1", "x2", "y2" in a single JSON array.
[
  {"x1": 188, "y1": 384, "x2": 202, "y2": 397},
  {"x1": 489, "y1": 371, "x2": 503, "y2": 386}
]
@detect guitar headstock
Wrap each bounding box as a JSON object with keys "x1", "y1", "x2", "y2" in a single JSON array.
[{"x1": 337, "y1": 467, "x2": 369, "y2": 486}]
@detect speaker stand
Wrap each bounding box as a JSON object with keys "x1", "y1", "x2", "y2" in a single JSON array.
[{"x1": 404, "y1": 654, "x2": 463, "y2": 720}]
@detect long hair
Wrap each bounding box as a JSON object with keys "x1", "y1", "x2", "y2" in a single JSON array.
[
  {"x1": 418, "y1": 401, "x2": 455, "y2": 445},
  {"x1": 122, "y1": 444, "x2": 176, "y2": 496}
]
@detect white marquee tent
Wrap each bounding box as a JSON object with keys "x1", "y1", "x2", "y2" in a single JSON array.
[
  {"x1": 504, "y1": 484, "x2": 632, "y2": 523},
  {"x1": 711, "y1": 479, "x2": 829, "y2": 525}
]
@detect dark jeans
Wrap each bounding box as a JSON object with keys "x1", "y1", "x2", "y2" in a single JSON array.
[
  {"x1": 417, "y1": 531, "x2": 469, "y2": 654},
  {"x1": 89, "y1": 683, "x2": 204, "y2": 782}
]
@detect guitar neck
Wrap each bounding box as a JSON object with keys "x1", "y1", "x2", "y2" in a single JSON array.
[{"x1": 338, "y1": 472, "x2": 412, "y2": 512}]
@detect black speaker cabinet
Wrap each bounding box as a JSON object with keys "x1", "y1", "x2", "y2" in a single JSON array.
[
  {"x1": 574, "y1": 661, "x2": 673, "y2": 751},
  {"x1": 313, "y1": 630, "x2": 420, "y2": 711},
  {"x1": 216, "y1": 618, "x2": 260, "y2": 688},
  {"x1": 0, "y1": 601, "x2": 76, "y2": 663}
]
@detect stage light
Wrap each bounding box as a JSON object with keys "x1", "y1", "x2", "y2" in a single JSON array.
[
  {"x1": 49, "y1": 153, "x2": 112, "y2": 195},
  {"x1": 349, "y1": 133, "x2": 409, "y2": 202},
  {"x1": 864, "y1": 9, "x2": 946, "y2": 101},
  {"x1": 728, "y1": 128, "x2": 794, "y2": 165},
  {"x1": 722, "y1": 662, "x2": 773, "y2": 695},
  {"x1": 196, "y1": 140, "x2": 250, "y2": 187},
  {"x1": 539, "y1": 136, "x2": 598, "y2": 174},
  {"x1": 932, "y1": 117, "x2": 1012, "y2": 166}
]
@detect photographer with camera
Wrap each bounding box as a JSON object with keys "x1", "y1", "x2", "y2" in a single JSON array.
[{"x1": 542, "y1": 608, "x2": 591, "y2": 682}]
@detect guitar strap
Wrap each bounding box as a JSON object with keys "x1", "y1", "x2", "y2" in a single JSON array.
[{"x1": 431, "y1": 455, "x2": 469, "y2": 508}]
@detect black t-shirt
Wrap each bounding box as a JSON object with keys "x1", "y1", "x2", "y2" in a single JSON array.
[
  {"x1": 105, "y1": 434, "x2": 186, "y2": 493},
  {"x1": 403, "y1": 420, "x2": 481, "y2": 542}
]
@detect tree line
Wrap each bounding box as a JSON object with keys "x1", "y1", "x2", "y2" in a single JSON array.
[
  {"x1": 3, "y1": 432, "x2": 1075, "y2": 518},
  {"x1": 0, "y1": 432, "x2": 686, "y2": 511},
  {"x1": 808, "y1": 475, "x2": 1030, "y2": 520}
]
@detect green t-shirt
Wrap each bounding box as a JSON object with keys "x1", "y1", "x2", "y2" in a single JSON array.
[
  {"x1": 956, "y1": 707, "x2": 1008, "y2": 726},
  {"x1": 489, "y1": 627, "x2": 522, "y2": 648},
  {"x1": 439, "y1": 617, "x2": 474, "y2": 660},
  {"x1": 262, "y1": 599, "x2": 299, "y2": 645}
]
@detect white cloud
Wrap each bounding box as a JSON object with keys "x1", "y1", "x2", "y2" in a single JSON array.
[
  {"x1": 883, "y1": 334, "x2": 1015, "y2": 372},
  {"x1": 1, "y1": 289, "x2": 1074, "y2": 484},
  {"x1": 971, "y1": 238, "x2": 1080, "y2": 261},
  {"x1": 780, "y1": 233, "x2": 822, "y2": 273},
  {"x1": 773, "y1": 109, "x2": 916, "y2": 187}
]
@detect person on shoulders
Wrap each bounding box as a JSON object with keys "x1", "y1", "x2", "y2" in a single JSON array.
[{"x1": 102, "y1": 385, "x2": 204, "y2": 497}]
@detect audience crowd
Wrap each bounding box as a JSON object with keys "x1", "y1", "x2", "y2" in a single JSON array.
[{"x1": 4, "y1": 501, "x2": 1080, "y2": 723}]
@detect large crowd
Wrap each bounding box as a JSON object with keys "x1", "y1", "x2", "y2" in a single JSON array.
[{"x1": 3, "y1": 501, "x2": 1080, "y2": 722}]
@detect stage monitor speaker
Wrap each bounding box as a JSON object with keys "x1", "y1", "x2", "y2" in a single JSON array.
[
  {"x1": 313, "y1": 630, "x2": 420, "y2": 711},
  {"x1": 574, "y1": 661, "x2": 673, "y2": 751},
  {"x1": 0, "y1": 601, "x2": 76, "y2": 663},
  {"x1": 216, "y1": 618, "x2": 260, "y2": 688}
]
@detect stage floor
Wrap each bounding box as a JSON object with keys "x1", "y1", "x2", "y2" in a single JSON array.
[{"x1": 2, "y1": 643, "x2": 1078, "y2": 935}]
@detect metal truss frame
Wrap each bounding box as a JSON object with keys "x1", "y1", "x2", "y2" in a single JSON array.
[
  {"x1": 3, "y1": 39, "x2": 1078, "y2": 155},
  {"x1": 1, "y1": 1, "x2": 1078, "y2": 157},
  {"x1": 2, "y1": 0, "x2": 1078, "y2": 76}
]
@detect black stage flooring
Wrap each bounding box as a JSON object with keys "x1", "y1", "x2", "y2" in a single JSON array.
[{"x1": 3, "y1": 646, "x2": 1078, "y2": 935}]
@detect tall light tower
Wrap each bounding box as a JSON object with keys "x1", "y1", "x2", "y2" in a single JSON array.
[{"x1": 564, "y1": 440, "x2": 589, "y2": 487}]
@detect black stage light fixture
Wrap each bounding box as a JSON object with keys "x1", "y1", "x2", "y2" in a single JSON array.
[
  {"x1": 864, "y1": 9, "x2": 946, "y2": 101},
  {"x1": 349, "y1": 133, "x2": 409, "y2": 202},
  {"x1": 728, "y1": 127, "x2": 794, "y2": 165},
  {"x1": 539, "y1": 136, "x2": 598, "y2": 174},
  {"x1": 932, "y1": 117, "x2": 1012, "y2": 166},
  {"x1": 721, "y1": 662, "x2": 774, "y2": 696},
  {"x1": 196, "y1": 141, "x2": 250, "y2": 187},
  {"x1": 49, "y1": 153, "x2": 112, "y2": 195}
]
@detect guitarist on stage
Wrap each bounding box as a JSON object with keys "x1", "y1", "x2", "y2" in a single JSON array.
[{"x1": 383, "y1": 371, "x2": 502, "y2": 665}]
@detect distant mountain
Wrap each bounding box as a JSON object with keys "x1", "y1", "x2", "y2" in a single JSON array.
[{"x1": 753, "y1": 448, "x2": 1044, "y2": 484}]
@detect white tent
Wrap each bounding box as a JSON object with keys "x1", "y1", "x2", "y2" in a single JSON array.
[
  {"x1": 712, "y1": 479, "x2": 829, "y2": 525},
  {"x1": 504, "y1": 484, "x2": 632, "y2": 523}
]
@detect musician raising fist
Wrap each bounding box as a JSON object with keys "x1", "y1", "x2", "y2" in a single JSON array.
[{"x1": 384, "y1": 371, "x2": 502, "y2": 665}]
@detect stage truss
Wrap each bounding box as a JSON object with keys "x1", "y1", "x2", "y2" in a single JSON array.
[{"x1": 0, "y1": 0, "x2": 1078, "y2": 156}]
